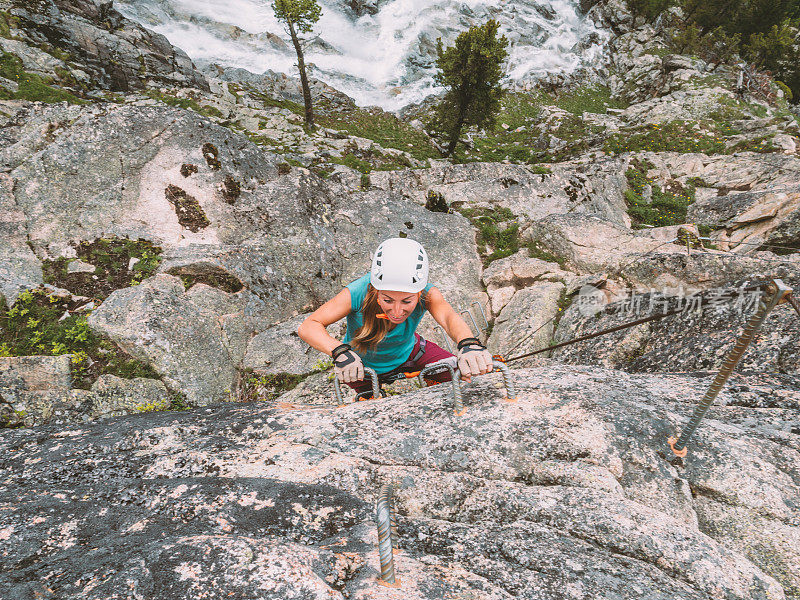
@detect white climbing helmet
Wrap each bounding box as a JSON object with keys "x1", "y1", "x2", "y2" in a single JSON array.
[{"x1": 370, "y1": 238, "x2": 429, "y2": 293}]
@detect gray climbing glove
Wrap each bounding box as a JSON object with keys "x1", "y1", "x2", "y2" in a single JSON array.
[
  {"x1": 332, "y1": 344, "x2": 364, "y2": 383},
  {"x1": 457, "y1": 337, "x2": 493, "y2": 380}
]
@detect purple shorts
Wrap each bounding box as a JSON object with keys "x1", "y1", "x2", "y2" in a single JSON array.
[{"x1": 345, "y1": 334, "x2": 455, "y2": 394}]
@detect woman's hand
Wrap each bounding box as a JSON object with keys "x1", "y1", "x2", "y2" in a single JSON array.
[
  {"x1": 456, "y1": 337, "x2": 493, "y2": 382},
  {"x1": 332, "y1": 344, "x2": 365, "y2": 383}
]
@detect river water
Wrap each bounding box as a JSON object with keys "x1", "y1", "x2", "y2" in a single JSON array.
[{"x1": 115, "y1": 0, "x2": 606, "y2": 110}]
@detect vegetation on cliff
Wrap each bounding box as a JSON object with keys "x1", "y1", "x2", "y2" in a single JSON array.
[{"x1": 627, "y1": 0, "x2": 800, "y2": 101}]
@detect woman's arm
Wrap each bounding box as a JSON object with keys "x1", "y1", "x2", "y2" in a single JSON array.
[
  {"x1": 424, "y1": 287, "x2": 475, "y2": 345},
  {"x1": 297, "y1": 288, "x2": 353, "y2": 356},
  {"x1": 426, "y1": 287, "x2": 493, "y2": 381}
]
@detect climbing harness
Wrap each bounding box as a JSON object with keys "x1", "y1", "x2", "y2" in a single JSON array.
[
  {"x1": 668, "y1": 279, "x2": 793, "y2": 457},
  {"x1": 375, "y1": 483, "x2": 401, "y2": 587}
]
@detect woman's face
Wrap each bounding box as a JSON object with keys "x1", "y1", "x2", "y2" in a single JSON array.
[{"x1": 377, "y1": 290, "x2": 420, "y2": 324}]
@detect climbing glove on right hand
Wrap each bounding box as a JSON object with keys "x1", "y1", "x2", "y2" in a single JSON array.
[
  {"x1": 456, "y1": 337, "x2": 493, "y2": 381},
  {"x1": 332, "y1": 343, "x2": 364, "y2": 383}
]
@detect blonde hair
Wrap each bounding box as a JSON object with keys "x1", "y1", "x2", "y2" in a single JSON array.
[{"x1": 351, "y1": 284, "x2": 424, "y2": 352}]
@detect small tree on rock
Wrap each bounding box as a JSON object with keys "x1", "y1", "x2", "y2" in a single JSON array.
[
  {"x1": 433, "y1": 20, "x2": 509, "y2": 157},
  {"x1": 272, "y1": 0, "x2": 321, "y2": 128}
]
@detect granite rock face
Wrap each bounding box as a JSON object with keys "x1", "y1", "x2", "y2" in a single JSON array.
[
  {"x1": 552, "y1": 277, "x2": 800, "y2": 375},
  {"x1": 369, "y1": 158, "x2": 630, "y2": 228},
  {"x1": 1, "y1": 365, "x2": 797, "y2": 599},
  {"x1": 0, "y1": 173, "x2": 42, "y2": 306},
  {"x1": 87, "y1": 275, "x2": 238, "y2": 406},
  {"x1": 10, "y1": 0, "x2": 208, "y2": 92}
]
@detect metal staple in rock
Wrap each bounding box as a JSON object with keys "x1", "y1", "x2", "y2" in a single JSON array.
[
  {"x1": 668, "y1": 279, "x2": 792, "y2": 457},
  {"x1": 375, "y1": 483, "x2": 399, "y2": 586},
  {"x1": 787, "y1": 294, "x2": 800, "y2": 319},
  {"x1": 333, "y1": 366, "x2": 380, "y2": 405},
  {"x1": 417, "y1": 362, "x2": 463, "y2": 414},
  {"x1": 417, "y1": 359, "x2": 516, "y2": 414}
]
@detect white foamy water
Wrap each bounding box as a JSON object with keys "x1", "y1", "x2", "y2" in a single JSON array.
[{"x1": 114, "y1": 0, "x2": 606, "y2": 110}]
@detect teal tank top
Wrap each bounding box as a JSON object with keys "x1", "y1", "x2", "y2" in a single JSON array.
[{"x1": 342, "y1": 273, "x2": 433, "y2": 373}]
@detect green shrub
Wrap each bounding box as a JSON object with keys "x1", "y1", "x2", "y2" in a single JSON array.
[
  {"x1": 744, "y1": 19, "x2": 800, "y2": 102},
  {"x1": 457, "y1": 206, "x2": 520, "y2": 265},
  {"x1": 624, "y1": 165, "x2": 695, "y2": 227},
  {"x1": 627, "y1": 0, "x2": 675, "y2": 21},
  {"x1": 0, "y1": 289, "x2": 160, "y2": 389}
]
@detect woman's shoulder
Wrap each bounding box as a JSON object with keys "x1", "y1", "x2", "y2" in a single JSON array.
[{"x1": 346, "y1": 273, "x2": 371, "y2": 311}]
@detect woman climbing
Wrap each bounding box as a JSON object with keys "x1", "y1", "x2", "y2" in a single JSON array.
[{"x1": 298, "y1": 237, "x2": 494, "y2": 399}]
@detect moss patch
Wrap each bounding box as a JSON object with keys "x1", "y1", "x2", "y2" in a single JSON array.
[
  {"x1": 42, "y1": 237, "x2": 162, "y2": 302},
  {"x1": 0, "y1": 51, "x2": 85, "y2": 104},
  {"x1": 202, "y1": 143, "x2": 221, "y2": 170},
  {"x1": 239, "y1": 370, "x2": 306, "y2": 402},
  {"x1": 165, "y1": 185, "x2": 210, "y2": 232},
  {"x1": 170, "y1": 268, "x2": 244, "y2": 293},
  {"x1": 604, "y1": 121, "x2": 729, "y2": 154},
  {"x1": 181, "y1": 163, "x2": 198, "y2": 177},
  {"x1": 316, "y1": 101, "x2": 441, "y2": 164},
  {"x1": 439, "y1": 86, "x2": 626, "y2": 164},
  {"x1": 527, "y1": 241, "x2": 568, "y2": 269},
  {"x1": 425, "y1": 190, "x2": 450, "y2": 213},
  {"x1": 221, "y1": 175, "x2": 241, "y2": 204},
  {"x1": 0, "y1": 11, "x2": 20, "y2": 39},
  {"x1": 0, "y1": 289, "x2": 160, "y2": 389},
  {"x1": 604, "y1": 117, "x2": 780, "y2": 155}
]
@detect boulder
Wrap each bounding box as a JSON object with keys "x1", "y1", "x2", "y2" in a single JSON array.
[
  {"x1": 1, "y1": 365, "x2": 796, "y2": 598},
  {"x1": 688, "y1": 185, "x2": 800, "y2": 253},
  {"x1": 620, "y1": 88, "x2": 739, "y2": 125},
  {"x1": 522, "y1": 213, "x2": 800, "y2": 291},
  {"x1": 243, "y1": 315, "x2": 345, "y2": 375},
  {"x1": 773, "y1": 134, "x2": 797, "y2": 155},
  {"x1": 369, "y1": 159, "x2": 630, "y2": 228},
  {"x1": 0, "y1": 355, "x2": 76, "y2": 427},
  {"x1": 89, "y1": 374, "x2": 170, "y2": 418},
  {"x1": 0, "y1": 173, "x2": 42, "y2": 306},
  {"x1": 643, "y1": 152, "x2": 800, "y2": 193},
  {"x1": 522, "y1": 213, "x2": 682, "y2": 274},
  {"x1": 482, "y1": 249, "x2": 572, "y2": 316},
  {"x1": 487, "y1": 281, "x2": 565, "y2": 362},
  {"x1": 87, "y1": 274, "x2": 237, "y2": 406}
]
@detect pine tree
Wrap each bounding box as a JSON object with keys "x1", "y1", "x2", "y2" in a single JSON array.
[
  {"x1": 433, "y1": 20, "x2": 509, "y2": 157},
  {"x1": 272, "y1": 0, "x2": 321, "y2": 128}
]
